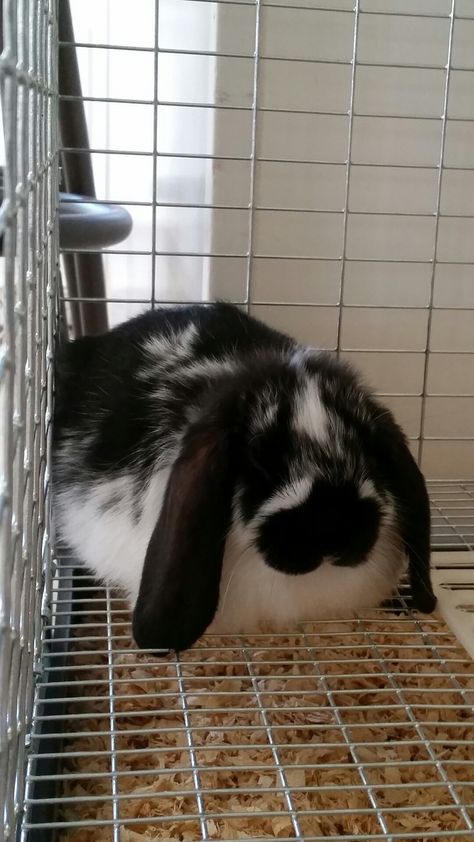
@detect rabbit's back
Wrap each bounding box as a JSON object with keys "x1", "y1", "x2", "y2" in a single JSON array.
[
  {"x1": 54, "y1": 304, "x2": 293, "y2": 481},
  {"x1": 52, "y1": 305, "x2": 294, "y2": 600}
]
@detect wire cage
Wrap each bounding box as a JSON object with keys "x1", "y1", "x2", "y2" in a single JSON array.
[
  {"x1": 2, "y1": 0, "x2": 474, "y2": 840},
  {"x1": 0, "y1": 0, "x2": 59, "y2": 839}
]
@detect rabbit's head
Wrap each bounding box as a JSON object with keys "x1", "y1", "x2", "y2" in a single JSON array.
[{"x1": 133, "y1": 350, "x2": 435, "y2": 652}]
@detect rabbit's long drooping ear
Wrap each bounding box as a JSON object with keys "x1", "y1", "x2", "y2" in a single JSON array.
[
  {"x1": 394, "y1": 452, "x2": 435, "y2": 614},
  {"x1": 370, "y1": 413, "x2": 436, "y2": 614},
  {"x1": 132, "y1": 422, "x2": 236, "y2": 653}
]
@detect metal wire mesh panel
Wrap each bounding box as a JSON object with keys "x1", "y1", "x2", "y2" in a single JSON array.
[
  {"x1": 430, "y1": 481, "x2": 474, "y2": 550},
  {"x1": 0, "y1": 0, "x2": 59, "y2": 839},
  {"x1": 62, "y1": 0, "x2": 474, "y2": 480},
  {"x1": 3, "y1": 1, "x2": 474, "y2": 841},
  {"x1": 22, "y1": 565, "x2": 474, "y2": 841}
]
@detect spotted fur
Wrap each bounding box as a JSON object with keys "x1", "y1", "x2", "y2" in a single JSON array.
[{"x1": 53, "y1": 303, "x2": 435, "y2": 652}]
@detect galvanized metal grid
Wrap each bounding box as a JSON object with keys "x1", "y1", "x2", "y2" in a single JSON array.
[
  {"x1": 62, "y1": 0, "x2": 474, "y2": 478},
  {"x1": 1, "y1": 1, "x2": 474, "y2": 841},
  {"x1": 21, "y1": 562, "x2": 474, "y2": 841},
  {"x1": 429, "y1": 480, "x2": 474, "y2": 551},
  {"x1": 0, "y1": 0, "x2": 59, "y2": 839}
]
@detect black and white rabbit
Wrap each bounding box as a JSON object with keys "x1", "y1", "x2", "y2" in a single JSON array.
[{"x1": 53, "y1": 303, "x2": 436, "y2": 652}]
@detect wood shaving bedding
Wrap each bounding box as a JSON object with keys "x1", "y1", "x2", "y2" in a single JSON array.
[{"x1": 54, "y1": 597, "x2": 474, "y2": 841}]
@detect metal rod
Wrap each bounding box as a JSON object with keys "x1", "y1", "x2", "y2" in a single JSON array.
[
  {"x1": 105, "y1": 588, "x2": 121, "y2": 842},
  {"x1": 418, "y1": 0, "x2": 456, "y2": 466},
  {"x1": 150, "y1": 0, "x2": 160, "y2": 307},
  {"x1": 245, "y1": 0, "x2": 262, "y2": 310},
  {"x1": 58, "y1": 0, "x2": 108, "y2": 336}
]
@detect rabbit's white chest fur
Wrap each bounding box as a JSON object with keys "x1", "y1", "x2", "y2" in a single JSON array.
[
  {"x1": 55, "y1": 468, "x2": 402, "y2": 636},
  {"x1": 54, "y1": 470, "x2": 172, "y2": 602},
  {"x1": 209, "y1": 522, "x2": 402, "y2": 634}
]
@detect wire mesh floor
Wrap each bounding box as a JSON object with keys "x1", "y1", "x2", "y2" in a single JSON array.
[{"x1": 22, "y1": 481, "x2": 474, "y2": 842}]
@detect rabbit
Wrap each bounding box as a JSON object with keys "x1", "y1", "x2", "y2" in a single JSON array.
[{"x1": 53, "y1": 302, "x2": 436, "y2": 652}]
